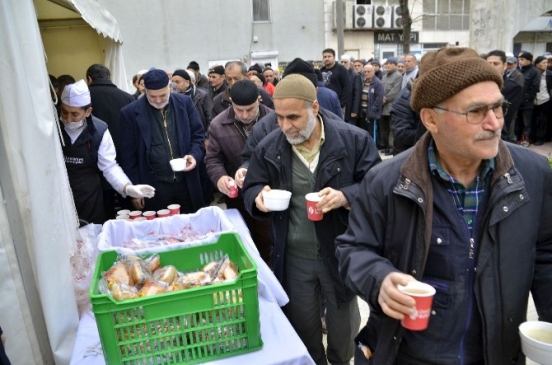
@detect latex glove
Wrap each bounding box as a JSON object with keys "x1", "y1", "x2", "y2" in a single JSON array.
[{"x1": 125, "y1": 184, "x2": 156, "y2": 199}]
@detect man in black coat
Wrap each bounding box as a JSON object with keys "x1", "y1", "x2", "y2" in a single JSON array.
[
  {"x1": 320, "y1": 48, "x2": 352, "y2": 116},
  {"x1": 86, "y1": 64, "x2": 136, "y2": 218},
  {"x1": 486, "y1": 51, "x2": 523, "y2": 142},
  {"x1": 516, "y1": 52, "x2": 541, "y2": 145}
]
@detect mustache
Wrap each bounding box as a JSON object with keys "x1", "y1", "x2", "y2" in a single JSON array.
[{"x1": 475, "y1": 130, "x2": 501, "y2": 140}]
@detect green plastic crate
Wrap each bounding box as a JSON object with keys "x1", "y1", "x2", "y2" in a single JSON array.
[{"x1": 89, "y1": 232, "x2": 262, "y2": 364}]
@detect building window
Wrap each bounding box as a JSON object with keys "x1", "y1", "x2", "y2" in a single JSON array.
[
  {"x1": 422, "y1": 0, "x2": 470, "y2": 31},
  {"x1": 253, "y1": 0, "x2": 270, "y2": 22}
]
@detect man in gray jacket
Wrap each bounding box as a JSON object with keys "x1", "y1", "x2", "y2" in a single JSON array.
[
  {"x1": 337, "y1": 47, "x2": 552, "y2": 364},
  {"x1": 380, "y1": 57, "x2": 403, "y2": 154}
]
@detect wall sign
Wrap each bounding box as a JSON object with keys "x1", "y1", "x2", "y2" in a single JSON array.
[{"x1": 375, "y1": 31, "x2": 419, "y2": 44}]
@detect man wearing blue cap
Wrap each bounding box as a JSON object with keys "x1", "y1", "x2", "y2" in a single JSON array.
[{"x1": 119, "y1": 68, "x2": 206, "y2": 213}]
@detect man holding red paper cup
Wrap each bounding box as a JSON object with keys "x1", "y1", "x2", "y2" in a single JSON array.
[
  {"x1": 242, "y1": 74, "x2": 381, "y2": 365},
  {"x1": 336, "y1": 47, "x2": 552, "y2": 364}
]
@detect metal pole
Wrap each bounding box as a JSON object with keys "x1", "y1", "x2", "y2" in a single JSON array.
[{"x1": 336, "y1": 0, "x2": 344, "y2": 57}]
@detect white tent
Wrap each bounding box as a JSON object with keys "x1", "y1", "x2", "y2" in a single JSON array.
[{"x1": 0, "y1": 0, "x2": 126, "y2": 363}]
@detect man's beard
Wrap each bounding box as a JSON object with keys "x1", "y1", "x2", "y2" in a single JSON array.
[
  {"x1": 237, "y1": 110, "x2": 259, "y2": 125},
  {"x1": 284, "y1": 109, "x2": 317, "y2": 145}
]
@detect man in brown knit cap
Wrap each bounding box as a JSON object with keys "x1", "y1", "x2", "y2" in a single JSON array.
[
  {"x1": 336, "y1": 47, "x2": 552, "y2": 364},
  {"x1": 243, "y1": 74, "x2": 381, "y2": 365}
]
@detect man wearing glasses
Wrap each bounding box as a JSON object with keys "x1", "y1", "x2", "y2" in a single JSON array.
[{"x1": 336, "y1": 47, "x2": 552, "y2": 364}]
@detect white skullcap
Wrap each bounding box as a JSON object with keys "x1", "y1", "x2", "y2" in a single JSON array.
[
  {"x1": 341, "y1": 55, "x2": 352, "y2": 62},
  {"x1": 61, "y1": 79, "x2": 91, "y2": 107}
]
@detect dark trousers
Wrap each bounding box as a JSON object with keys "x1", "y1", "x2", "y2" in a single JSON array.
[
  {"x1": 515, "y1": 108, "x2": 533, "y2": 140},
  {"x1": 531, "y1": 100, "x2": 550, "y2": 143},
  {"x1": 378, "y1": 115, "x2": 391, "y2": 148},
  {"x1": 143, "y1": 180, "x2": 194, "y2": 213},
  {"x1": 284, "y1": 254, "x2": 360, "y2": 365}
]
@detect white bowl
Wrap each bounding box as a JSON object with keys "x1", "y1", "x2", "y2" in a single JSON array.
[
  {"x1": 262, "y1": 189, "x2": 292, "y2": 211},
  {"x1": 519, "y1": 321, "x2": 552, "y2": 365},
  {"x1": 169, "y1": 158, "x2": 187, "y2": 171}
]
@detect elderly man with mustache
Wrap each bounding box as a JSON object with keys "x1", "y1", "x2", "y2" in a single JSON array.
[{"x1": 336, "y1": 47, "x2": 552, "y2": 365}]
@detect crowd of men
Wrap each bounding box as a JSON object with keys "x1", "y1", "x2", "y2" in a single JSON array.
[{"x1": 46, "y1": 46, "x2": 552, "y2": 365}]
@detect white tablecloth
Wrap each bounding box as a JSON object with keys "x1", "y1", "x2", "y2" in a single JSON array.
[{"x1": 69, "y1": 208, "x2": 314, "y2": 365}]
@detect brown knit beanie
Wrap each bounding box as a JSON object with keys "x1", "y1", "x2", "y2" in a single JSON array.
[
  {"x1": 411, "y1": 47, "x2": 503, "y2": 112},
  {"x1": 273, "y1": 74, "x2": 316, "y2": 103}
]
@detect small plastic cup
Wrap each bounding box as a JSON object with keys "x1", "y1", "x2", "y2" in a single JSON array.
[
  {"x1": 129, "y1": 211, "x2": 142, "y2": 219},
  {"x1": 117, "y1": 209, "x2": 130, "y2": 216},
  {"x1": 305, "y1": 193, "x2": 323, "y2": 221},
  {"x1": 398, "y1": 281, "x2": 436, "y2": 331},
  {"x1": 167, "y1": 204, "x2": 181, "y2": 215},
  {"x1": 157, "y1": 209, "x2": 170, "y2": 218},
  {"x1": 169, "y1": 158, "x2": 187, "y2": 171},
  {"x1": 134, "y1": 217, "x2": 147, "y2": 222},
  {"x1": 143, "y1": 211, "x2": 156, "y2": 220},
  {"x1": 227, "y1": 181, "x2": 238, "y2": 198},
  {"x1": 116, "y1": 214, "x2": 129, "y2": 220}
]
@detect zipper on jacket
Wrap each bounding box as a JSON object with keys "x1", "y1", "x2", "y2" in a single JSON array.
[
  {"x1": 161, "y1": 109, "x2": 177, "y2": 181},
  {"x1": 504, "y1": 172, "x2": 512, "y2": 184},
  {"x1": 458, "y1": 211, "x2": 478, "y2": 365}
]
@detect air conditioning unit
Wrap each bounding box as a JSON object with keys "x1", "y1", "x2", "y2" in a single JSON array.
[
  {"x1": 332, "y1": 1, "x2": 354, "y2": 30},
  {"x1": 353, "y1": 5, "x2": 374, "y2": 29},
  {"x1": 393, "y1": 5, "x2": 404, "y2": 28},
  {"x1": 373, "y1": 5, "x2": 392, "y2": 29}
]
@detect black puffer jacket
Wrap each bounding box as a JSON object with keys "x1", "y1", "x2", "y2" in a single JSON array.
[{"x1": 336, "y1": 133, "x2": 552, "y2": 364}]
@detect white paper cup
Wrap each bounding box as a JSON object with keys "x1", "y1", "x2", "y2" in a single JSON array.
[
  {"x1": 116, "y1": 214, "x2": 129, "y2": 220},
  {"x1": 133, "y1": 217, "x2": 147, "y2": 222},
  {"x1": 117, "y1": 209, "x2": 130, "y2": 216},
  {"x1": 169, "y1": 158, "x2": 187, "y2": 171}
]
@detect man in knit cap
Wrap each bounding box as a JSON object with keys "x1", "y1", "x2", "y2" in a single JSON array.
[
  {"x1": 336, "y1": 47, "x2": 552, "y2": 364},
  {"x1": 243, "y1": 74, "x2": 381, "y2": 365},
  {"x1": 204, "y1": 79, "x2": 274, "y2": 265}
]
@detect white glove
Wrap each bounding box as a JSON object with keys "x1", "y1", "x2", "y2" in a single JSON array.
[{"x1": 124, "y1": 184, "x2": 156, "y2": 199}]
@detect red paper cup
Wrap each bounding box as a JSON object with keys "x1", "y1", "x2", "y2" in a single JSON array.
[
  {"x1": 143, "y1": 211, "x2": 156, "y2": 220},
  {"x1": 305, "y1": 193, "x2": 323, "y2": 221},
  {"x1": 167, "y1": 204, "x2": 180, "y2": 215},
  {"x1": 398, "y1": 282, "x2": 436, "y2": 331},
  {"x1": 129, "y1": 211, "x2": 142, "y2": 219},
  {"x1": 157, "y1": 209, "x2": 170, "y2": 218}
]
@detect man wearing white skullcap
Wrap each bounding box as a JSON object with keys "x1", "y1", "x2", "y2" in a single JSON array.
[{"x1": 60, "y1": 80, "x2": 155, "y2": 225}]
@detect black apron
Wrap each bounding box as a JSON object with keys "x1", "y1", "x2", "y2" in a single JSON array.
[{"x1": 63, "y1": 131, "x2": 106, "y2": 226}]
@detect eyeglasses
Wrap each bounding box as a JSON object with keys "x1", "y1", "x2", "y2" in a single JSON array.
[{"x1": 433, "y1": 101, "x2": 510, "y2": 125}]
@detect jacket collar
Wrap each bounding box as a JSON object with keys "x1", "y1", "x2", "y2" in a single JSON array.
[
  {"x1": 265, "y1": 109, "x2": 347, "y2": 163},
  {"x1": 401, "y1": 132, "x2": 515, "y2": 190},
  {"x1": 89, "y1": 78, "x2": 115, "y2": 87}
]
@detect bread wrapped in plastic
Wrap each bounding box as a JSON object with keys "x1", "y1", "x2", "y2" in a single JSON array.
[
  {"x1": 139, "y1": 280, "x2": 167, "y2": 297},
  {"x1": 103, "y1": 261, "x2": 132, "y2": 289},
  {"x1": 145, "y1": 254, "x2": 161, "y2": 273},
  {"x1": 153, "y1": 265, "x2": 178, "y2": 285},
  {"x1": 111, "y1": 282, "x2": 139, "y2": 301},
  {"x1": 127, "y1": 258, "x2": 150, "y2": 286}
]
